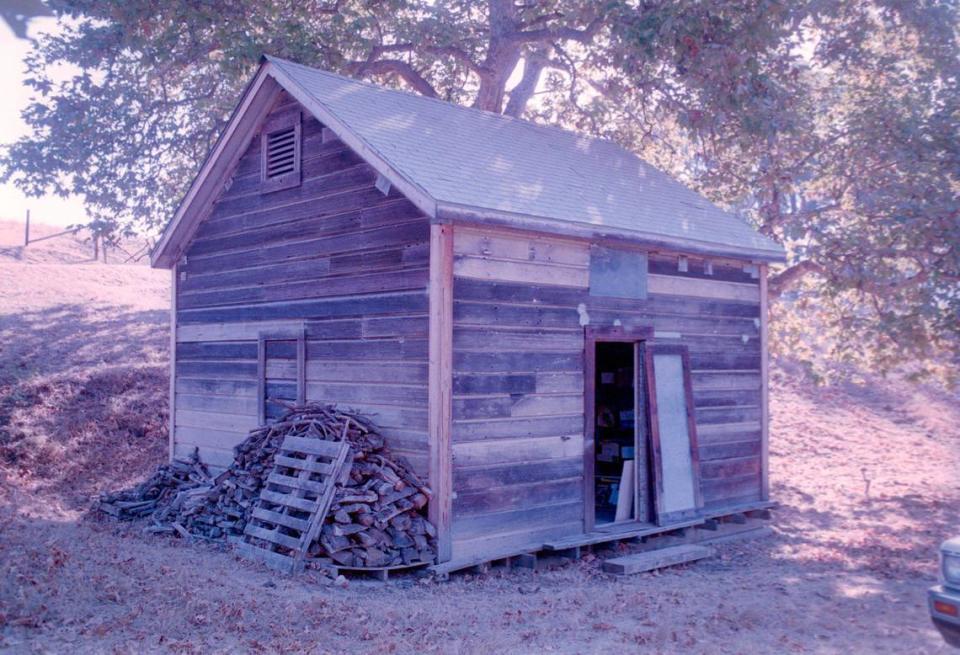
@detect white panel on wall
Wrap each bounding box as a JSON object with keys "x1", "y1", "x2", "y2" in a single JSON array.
[{"x1": 652, "y1": 353, "x2": 697, "y2": 514}]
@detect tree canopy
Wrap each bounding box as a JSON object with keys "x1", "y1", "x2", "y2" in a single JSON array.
[{"x1": 3, "y1": 0, "x2": 958, "y2": 382}]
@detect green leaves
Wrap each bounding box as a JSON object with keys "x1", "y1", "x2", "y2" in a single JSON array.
[{"x1": 2, "y1": 0, "x2": 957, "y2": 380}]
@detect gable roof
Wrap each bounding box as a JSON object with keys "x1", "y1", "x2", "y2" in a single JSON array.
[{"x1": 152, "y1": 56, "x2": 785, "y2": 268}]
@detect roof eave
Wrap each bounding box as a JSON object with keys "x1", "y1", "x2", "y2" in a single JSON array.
[
  {"x1": 435, "y1": 201, "x2": 787, "y2": 263},
  {"x1": 265, "y1": 56, "x2": 438, "y2": 221},
  {"x1": 151, "y1": 61, "x2": 280, "y2": 269}
]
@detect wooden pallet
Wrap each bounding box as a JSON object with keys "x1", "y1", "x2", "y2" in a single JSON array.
[
  {"x1": 330, "y1": 561, "x2": 431, "y2": 582},
  {"x1": 238, "y1": 436, "x2": 351, "y2": 573},
  {"x1": 428, "y1": 547, "x2": 541, "y2": 578}
]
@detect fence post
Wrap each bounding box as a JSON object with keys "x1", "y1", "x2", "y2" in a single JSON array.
[{"x1": 24, "y1": 209, "x2": 30, "y2": 246}]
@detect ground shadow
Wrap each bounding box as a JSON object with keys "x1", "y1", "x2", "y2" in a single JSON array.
[{"x1": 0, "y1": 303, "x2": 170, "y2": 507}]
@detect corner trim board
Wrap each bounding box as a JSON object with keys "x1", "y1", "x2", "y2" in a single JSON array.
[
  {"x1": 169, "y1": 268, "x2": 177, "y2": 462},
  {"x1": 428, "y1": 223, "x2": 454, "y2": 562},
  {"x1": 759, "y1": 263, "x2": 770, "y2": 500}
]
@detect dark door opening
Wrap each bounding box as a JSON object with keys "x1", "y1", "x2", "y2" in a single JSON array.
[{"x1": 591, "y1": 341, "x2": 653, "y2": 527}]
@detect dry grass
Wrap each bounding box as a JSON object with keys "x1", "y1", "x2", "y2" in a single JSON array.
[{"x1": 0, "y1": 230, "x2": 957, "y2": 653}]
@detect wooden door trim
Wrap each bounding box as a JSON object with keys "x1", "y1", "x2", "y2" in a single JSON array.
[{"x1": 583, "y1": 325, "x2": 653, "y2": 533}]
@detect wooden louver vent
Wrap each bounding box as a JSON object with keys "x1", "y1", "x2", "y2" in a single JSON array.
[
  {"x1": 265, "y1": 127, "x2": 297, "y2": 178},
  {"x1": 260, "y1": 109, "x2": 302, "y2": 193}
]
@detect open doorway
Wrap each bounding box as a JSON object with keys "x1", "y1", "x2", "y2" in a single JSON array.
[{"x1": 587, "y1": 334, "x2": 654, "y2": 530}]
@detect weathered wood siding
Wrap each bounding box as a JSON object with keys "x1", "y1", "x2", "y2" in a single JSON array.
[
  {"x1": 173, "y1": 93, "x2": 430, "y2": 474},
  {"x1": 450, "y1": 226, "x2": 763, "y2": 560}
]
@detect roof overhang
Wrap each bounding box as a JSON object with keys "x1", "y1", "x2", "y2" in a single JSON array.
[
  {"x1": 152, "y1": 56, "x2": 786, "y2": 268},
  {"x1": 435, "y1": 202, "x2": 787, "y2": 263},
  {"x1": 152, "y1": 63, "x2": 278, "y2": 268},
  {"x1": 151, "y1": 58, "x2": 438, "y2": 269}
]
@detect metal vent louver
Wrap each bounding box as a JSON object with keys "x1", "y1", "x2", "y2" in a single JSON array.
[{"x1": 265, "y1": 126, "x2": 297, "y2": 178}]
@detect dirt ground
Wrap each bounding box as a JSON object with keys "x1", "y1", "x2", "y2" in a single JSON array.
[{"x1": 1, "y1": 221, "x2": 958, "y2": 654}]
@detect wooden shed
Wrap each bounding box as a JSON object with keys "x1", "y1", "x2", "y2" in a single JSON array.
[{"x1": 152, "y1": 56, "x2": 785, "y2": 569}]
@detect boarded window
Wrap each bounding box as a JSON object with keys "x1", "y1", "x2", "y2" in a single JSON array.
[
  {"x1": 257, "y1": 329, "x2": 306, "y2": 423},
  {"x1": 260, "y1": 110, "x2": 302, "y2": 193},
  {"x1": 589, "y1": 246, "x2": 648, "y2": 299},
  {"x1": 644, "y1": 344, "x2": 702, "y2": 524}
]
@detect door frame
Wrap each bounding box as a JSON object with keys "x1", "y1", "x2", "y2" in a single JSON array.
[{"x1": 583, "y1": 325, "x2": 654, "y2": 533}]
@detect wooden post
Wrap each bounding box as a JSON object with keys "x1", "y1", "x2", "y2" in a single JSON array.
[
  {"x1": 759, "y1": 263, "x2": 770, "y2": 501},
  {"x1": 428, "y1": 223, "x2": 454, "y2": 563},
  {"x1": 24, "y1": 209, "x2": 30, "y2": 246},
  {"x1": 169, "y1": 267, "x2": 178, "y2": 462},
  {"x1": 583, "y1": 330, "x2": 598, "y2": 534}
]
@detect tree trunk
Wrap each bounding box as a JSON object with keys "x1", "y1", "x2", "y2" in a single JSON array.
[
  {"x1": 504, "y1": 47, "x2": 548, "y2": 118},
  {"x1": 473, "y1": 0, "x2": 522, "y2": 113}
]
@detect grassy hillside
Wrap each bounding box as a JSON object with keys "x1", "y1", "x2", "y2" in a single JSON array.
[
  {"x1": 0, "y1": 220, "x2": 170, "y2": 502},
  {"x1": 0, "y1": 229, "x2": 957, "y2": 653},
  {"x1": 0, "y1": 219, "x2": 153, "y2": 265}
]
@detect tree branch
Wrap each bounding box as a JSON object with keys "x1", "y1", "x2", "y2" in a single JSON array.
[
  {"x1": 314, "y1": 0, "x2": 344, "y2": 15},
  {"x1": 345, "y1": 59, "x2": 438, "y2": 98},
  {"x1": 369, "y1": 43, "x2": 483, "y2": 76},
  {"x1": 508, "y1": 15, "x2": 604, "y2": 46},
  {"x1": 768, "y1": 260, "x2": 825, "y2": 298},
  {"x1": 424, "y1": 46, "x2": 484, "y2": 75},
  {"x1": 518, "y1": 11, "x2": 564, "y2": 29}
]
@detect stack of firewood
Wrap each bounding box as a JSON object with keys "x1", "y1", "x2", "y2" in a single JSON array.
[
  {"x1": 98, "y1": 403, "x2": 437, "y2": 569},
  {"x1": 312, "y1": 452, "x2": 436, "y2": 568},
  {"x1": 98, "y1": 452, "x2": 212, "y2": 521}
]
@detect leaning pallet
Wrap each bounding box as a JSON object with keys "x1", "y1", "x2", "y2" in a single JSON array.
[
  {"x1": 97, "y1": 403, "x2": 439, "y2": 576},
  {"x1": 238, "y1": 434, "x2": 351, "y2": 573}
]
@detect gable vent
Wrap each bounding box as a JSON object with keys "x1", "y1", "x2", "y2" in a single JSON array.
[
  {"x1": 260, "y1": 109, "x2": 302, "y2": 193},
  {"x1": 265, "y1": 127, "x2": 297, "y2": 178}
]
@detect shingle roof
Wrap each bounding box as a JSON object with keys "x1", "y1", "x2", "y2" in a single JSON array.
[{"x1": 266, "y1": 56, "x2": 784, "y2": 261}]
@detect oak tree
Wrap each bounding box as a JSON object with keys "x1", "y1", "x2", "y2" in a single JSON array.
[{"x1": 3, "y1": 0, "x2": 957, "y2": 380}]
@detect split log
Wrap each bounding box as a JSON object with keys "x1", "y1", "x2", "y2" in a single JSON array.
[{"x1": 97, "y1": 402, "x2": 437, "y2": 570}]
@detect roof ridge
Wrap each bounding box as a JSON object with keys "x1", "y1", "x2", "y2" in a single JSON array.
[
  {"x1": 262, "y1": 54, "x2": 784, "y2": 260},
  {"x1": 264, "y1": 54, "x2": 631, "y2": 155}
]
